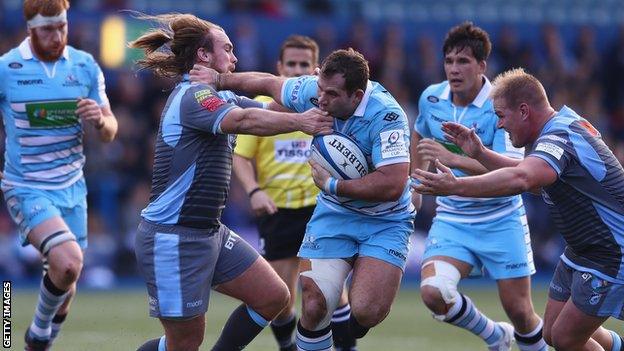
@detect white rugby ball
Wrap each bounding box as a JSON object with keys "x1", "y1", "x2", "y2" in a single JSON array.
[{"x1": 310, "y1": 133, "x2": 369, "y2": 180}]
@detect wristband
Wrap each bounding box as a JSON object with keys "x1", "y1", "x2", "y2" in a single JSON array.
[
  {"x1": 323, "y1": 177, "x2": 338, "y2": 195},
  {"x1": 248, "y1": 187, "x2": 262, "y2": 198}
]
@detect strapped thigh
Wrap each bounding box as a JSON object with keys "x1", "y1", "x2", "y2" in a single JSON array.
[{"x1": 39, "y1": 230, "x2": 76, "y2": 256}]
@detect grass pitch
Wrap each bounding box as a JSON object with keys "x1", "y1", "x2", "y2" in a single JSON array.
[{"x1": 10, "y1": 285, "x2": 623, "y2": 350}]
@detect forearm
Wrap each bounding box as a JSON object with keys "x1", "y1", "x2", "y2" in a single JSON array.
[
  {"x1": 449, "y1": 155, "x2": 489, "y2": 175},
  {"x1": 97, "y1": 112, "x2": 117, "y2": 142},
  {"x1": 233, "y1": 108, "x2": 299, "y2": 135},
  {"x1": 474, "y1": 147, "x2": 522, "y2": 171},
  {"x1": 219, "y1": 72, "x2": 284, "y2": 102},
  {"x1": 232, "y1": 155, "x2": 259, "y2": 193},
  {"x1": 456, "y1": 167, "x2": 530, "y2": 197},
  {"x1": 336, "y1": 171, "x2": 406, "y2": 202}
]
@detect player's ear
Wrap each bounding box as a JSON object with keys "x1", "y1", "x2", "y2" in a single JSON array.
[
  {"x1": 519, "y1": 103, "x2": 529, "y2": 120},
  {"x1": 479, "y1": 60, "x2": 487, "y2": 74},
  {"x1": 196, "y1": 47, "x2": 212, "y2": 65},
  {"x1": 353, "y1": 89, "x2": 365, "y2": 102}
]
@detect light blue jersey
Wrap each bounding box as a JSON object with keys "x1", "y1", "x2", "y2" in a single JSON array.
[
  {"x1": 281, "y1": 75, "x2": 414, "y2": 269},
  {"x1": 415, "y1": 78, "x2": 525, "y2": 223},
  {"x1": 417, "y1": 78, "x2": 534, "y2": 279},
  {"x1": 0, "y1": 38, "x2": 109, "y2": 190},
  {"x1": 282, "y1": 76, "x2": 413, "y2": 220}
]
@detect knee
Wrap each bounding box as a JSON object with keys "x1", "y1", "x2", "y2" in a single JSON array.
[
  {"x1": 49, "y1": 249, "x2": 83, "y2": 285},
  {"x1": 549, "y1": 325, "x2": 577, "y2": 350},
  {"x1": 420, "y1": 285, "x2": 448, "y2": 315},
  {"x1": 259, "y1": 280, "x2": 290, "y2": 319},
  {"x1": 350, "y1": 301, "x2": 390, "y2": 328},
  {"x1": 503, "y1": 303, "x2": 535, "y2": 330},
  {"x1": 300, "y1": 279, "x2": 328, "y2": 326}
]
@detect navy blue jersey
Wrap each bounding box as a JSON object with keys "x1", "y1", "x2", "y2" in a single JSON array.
[
  {"x1": 529, "y1": 106, "x2": 624, "y2": 283},
  {"x1": 141, "y1": 76, "x2": 263, "y2": 229}
]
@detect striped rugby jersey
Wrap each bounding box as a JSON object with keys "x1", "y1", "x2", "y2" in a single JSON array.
[
  {"x1": 281, "y1": 75, "x2": 413, "y2": 220},
  {"x1": 0, "y1": 38, "x2": 109, "y2": 189},
  {"x1": 415, "y1": 78, "x2": 525, "y2": 223},
  {"x1": 141, "y1": 76, "x2": 264, "y2": 229},
  {"x1": 529, "y1": 106, "x2": 624, "y2": 283}
]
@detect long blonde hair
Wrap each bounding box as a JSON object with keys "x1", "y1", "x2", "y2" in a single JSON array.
[{"x1": 129, "y1": 13, "x2": 223, "y2": 78}]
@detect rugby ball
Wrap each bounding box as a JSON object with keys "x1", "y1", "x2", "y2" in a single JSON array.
[{"x1": 310, "y1": 133, "x2": 369, "y2": 180}]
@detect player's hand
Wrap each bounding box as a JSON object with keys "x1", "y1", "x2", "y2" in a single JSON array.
[
  {"x1": 76, "y1": 98, "x2": 104, "y2": 128},
  {"x1": 249, "y1": 190, "x2": 278, "y2": 216},
  {"x1": 411, "y1": 159, "x2": 457, "y2": 196},
  {"x1": 298, "y1": 108, "x2": 333, "y2": 135},
  {"x1": 309, "y1": 159, "x2": 331, "y2": 190},
  {"x1": 441, "y1": 122, "x2": 484, "y2": 159},
  {"x1": 417, "y1": 139, "x2": 457, "y2": 167},
  {"x1": 189, "y1": 64, "x2": 219, "y2": 87}
]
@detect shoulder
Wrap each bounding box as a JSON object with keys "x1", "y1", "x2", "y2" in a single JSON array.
[
  {"x1": 419, "y1": 81, "x2": 448, "y2": 105},
  {"x1": 0, "y1": 47, "x2": 22, "y2": 72},
  {"x1": 67, "y1": 46, "x2": 101, "y2": 70}
]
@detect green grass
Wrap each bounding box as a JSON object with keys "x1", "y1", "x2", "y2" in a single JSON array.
[{"x1": 10, "y1": 287, "x2": 623, "y2": 350}]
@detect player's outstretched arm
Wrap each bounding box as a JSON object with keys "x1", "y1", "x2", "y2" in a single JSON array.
[
  {"x1": 442, "y1": 122, "x2": 520, "y2": 171},
  {"x1": 189, "y1": 64, "x2": 287, "y2": 103},
  {"x1": 416, "y1": 138, "x2": 488, "y2": 175},
  {"x1": 220, "y1": 107, "x2": 333, "y2": 136},
  {"x1": 311, "y1": 160, "x2": 409, "y2": 202},
  {"x1": 412, "y1": 156, "x2": 557, "y2": 198}
]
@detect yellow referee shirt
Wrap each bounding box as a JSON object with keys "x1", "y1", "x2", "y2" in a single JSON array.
[{"x1": 234, "y1": 96, "x2": 318, "y2": 208}]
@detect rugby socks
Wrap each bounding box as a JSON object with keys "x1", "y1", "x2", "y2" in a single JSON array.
[
  {"x1": 443, "y1": 293, "x2": 504, "y2": 347},
  {"x1": 609, "y1": 330, "x2": 623, "y2": 351},
  {"x1": 332, "y1": 304, "x2": 357, "y2": 350},
  {"x1": 136, "y1": 336, "x2": 166, "y2": 351},
  {"x1": 211, "y1": 304, "x2": 268, "y2": 351},
  {"x1": 270, "y1": 313, "x2": 297, "y2": 351},
  {"x1": 296, "y1": 321, "x2": 333, "y2": 351},
  {"x1": 27, "y1": 274, "x2": 69, "y2": 342},
  {"x1": 515, "y1": 319, "x2": 548, "y2": 351},
  {"x1": 49, "y1": 313, "x2": 67, "y2": 343},
  {"x1": 348, "y1": 314, "x2": 369, "y2": 339}
]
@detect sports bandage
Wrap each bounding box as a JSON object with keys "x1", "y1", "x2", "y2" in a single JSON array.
[
  {"x1": 27, "y1": 11, "x2": 67, "y2": 29},
  {"x1": 323, "y1": 177, "x2": 338, "y2": 195},
  {"x1": 300, "y1": 259, "x2": 352, "y2": 330},
  {"x1": 420, "y1": 260, "x2": 461, "y2": 305},
  {"x1": 39, "y1": 229, "x2": 76, "y2": 256}
]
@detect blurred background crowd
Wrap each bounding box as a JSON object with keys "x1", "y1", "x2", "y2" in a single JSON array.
[{"x1": 1, "y1": 0, "x2": 624, "y2": 288}]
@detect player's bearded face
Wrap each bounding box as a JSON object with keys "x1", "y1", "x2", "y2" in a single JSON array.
[
  {"x1": 30, "y1": 23, "x2": 68, "y2": 62},
  {"x1": 207, "y1": 30, "x2": 237, "y2": 74},
  {"x1": 317, "y1": 74, "x2": 361, "y2": 119}
]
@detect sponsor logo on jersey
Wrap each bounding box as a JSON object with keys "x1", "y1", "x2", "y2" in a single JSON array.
[
  {"x1": 535, "y1": 142, "x2": 564, "y2": 160},
  {"x1": 388, "y1": 248, "x2": 406, "y2": 261},
  {"x1": 8, "y1": 62, "x2": 22, "y2": 69},
  {"x1": 383, "y1": 112, "x2": 399, "y2": 122},
  {"x1": 274, "y1": 139, "x2": 312, "y2": 163},
  {"x1": 17, "y1": 79, "x2": 43, "y2": 85},
  {"x1": 309, "y1": 97, "x2": 319, "y2": 107},
  {"x1": 505, "y1": 262, "x2": 528, "y2": 270},
  {"x1": 427, "y1": 95, "x2": 439, "y2": 103},
  {"x1": 290, "y1": 77, "x2": 305, "y2": 102},
  {"x1": 429, "y1": 114, "x2": 445, "y2": 123},
  {"x1": 380, "y1": 129, "x2": 408, "y2": 159},
  {"x1": 62, "y1": 74, "x2": 82, "y2": 87}
]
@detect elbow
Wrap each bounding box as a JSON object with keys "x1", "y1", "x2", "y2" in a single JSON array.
[
  {"x1": 383, "y1": 185, "x2": 404, "y2": 202},
  {"x1": 515, "y1": 171, "x2": 533, "y2": 194}
]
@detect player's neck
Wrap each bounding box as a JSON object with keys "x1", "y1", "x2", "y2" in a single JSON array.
[{"x1": 452, "y1": 83, "x2": 482, "y2": 107}]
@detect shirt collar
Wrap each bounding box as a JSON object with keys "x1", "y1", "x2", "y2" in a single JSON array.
[
  {"x1": 18, "y1": 37, "x2": 69, "y2": 61},
  {"x1": 439, "y1": 75, "x2": 491, "y2": 108},
  {"x1": 353, "y1": 80, "x2": 373, "y2": 117}
]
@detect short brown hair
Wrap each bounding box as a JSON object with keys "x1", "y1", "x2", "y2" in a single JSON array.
[
  {"x1": 279, "y1": 35, "x2": 319, "y2": 64},
  {"x1": 443, "y1": 21, "x2": 491, "y2": 62},
  {"x1": 320, "y1": 48, "x2": 369, "y2": 95},
  {"x1": 490, "y1": 68, "x2": 549, "y2": 108},
  {"x1": 129, "y1": 13, "x2": 223, "y2": 78},
  {"x1": 24, "y1": 0, "x2": 69, "y2": 21}
]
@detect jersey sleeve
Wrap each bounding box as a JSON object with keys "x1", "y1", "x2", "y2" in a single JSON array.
[
  {"x1": 527, "y1": 132, "x2": 572, "y2": 175},
  {"x1": 0, "y1": 58, "x2": 6, "y2": 101},
  {"x1": 86, "y1": 55, "x2": 110, "y2": 107},
  {"x1": 218, "y1": 90, "x2": 266, "y2": 109},
  {"x1": 414, "y1": 91, "x2": 432, "y2": 138},
  {"x1": 492, "y1": 127, "x2": 525, "y2": 159},
  {"x1": 371, "y1": 109, "x2": 411, "y2": 168},
  {"x1": 180, "y1": 84, "x2": 239, "y2": 134},
  {"x1": 280, "y1": 75, "x2": 318, "y2": 113}
]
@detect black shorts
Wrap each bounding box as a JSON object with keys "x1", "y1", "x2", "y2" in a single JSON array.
[{"x1": 257, "y1": 206, "x2": 315, "y2": 261}]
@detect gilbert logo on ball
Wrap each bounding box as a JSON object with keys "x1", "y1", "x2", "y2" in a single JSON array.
[{"x1": 310, "y1": 133, "x2": 368, "y2": 180}]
